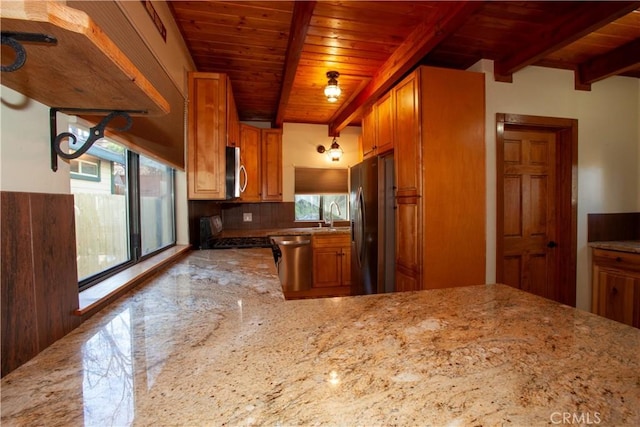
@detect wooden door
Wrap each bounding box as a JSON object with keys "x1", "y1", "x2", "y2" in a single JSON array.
[
  {"x1": 501, "y1": 129, "x2": 558, "y2": 300},
  {"x1": 261, "y1": 129, "x2": 282, "y2": 201},
  {"x1": 239, "y1": 124, "x2": 261, "y2": 202}
]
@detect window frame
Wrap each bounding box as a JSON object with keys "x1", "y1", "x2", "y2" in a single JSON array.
[
  {"x1": 70, "y1": 156, "x2": 101, "y2": 182},
  {"x1": 69, "y1": 126, "x2": 177, "y2": 292},
  {"x1": 294, "y1": 194, "x2": 349, "y2": 223}
]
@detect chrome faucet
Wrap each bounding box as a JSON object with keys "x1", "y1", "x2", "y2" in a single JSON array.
[{"x1": 328, "y1": 201, "x2": 341, "y2": 229}]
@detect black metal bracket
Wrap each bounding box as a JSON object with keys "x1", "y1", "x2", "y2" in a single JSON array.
[
  {"x1": 1, "y1": 31, "x2": 57, "y2": 72},
  {"x1": 50, "y1": 108, "x2": 144, "y2": 171}
]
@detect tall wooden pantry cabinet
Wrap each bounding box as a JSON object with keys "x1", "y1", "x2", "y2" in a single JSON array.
[{"x1": 393, "y1": 66, "x2": 485, "y2": 291}]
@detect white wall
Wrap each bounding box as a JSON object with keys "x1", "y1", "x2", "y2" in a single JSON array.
[
  {"x1": 281, "y1": 123, "x2": 361, "y2": 202},
  {"x1": 469, "y1": 60, "x2": 640, "y2": 311},
  {"x1": 0, "y1": 85, "x2": 70, "y2": 194}
]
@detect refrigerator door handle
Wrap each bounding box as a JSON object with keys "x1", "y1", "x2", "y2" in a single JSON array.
[{"x1": 354, "y1": 186, "x2": 365, "y2": 267}]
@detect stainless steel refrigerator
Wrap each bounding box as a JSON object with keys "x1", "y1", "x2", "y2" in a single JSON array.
[{"x1": 350, "y1": 153, "x2": 395, "y2": 295}]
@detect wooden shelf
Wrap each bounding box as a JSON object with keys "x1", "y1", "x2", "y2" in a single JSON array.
[{"x1": 1, "y1": 1, "x2": 169, "y2": 116}]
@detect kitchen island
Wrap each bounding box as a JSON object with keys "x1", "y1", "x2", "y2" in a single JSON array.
[{"x1": 2, "y1": 249, "x2": 639, "y2": 426}]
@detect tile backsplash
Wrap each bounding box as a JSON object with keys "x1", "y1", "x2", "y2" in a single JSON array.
[
  {"x1": 587, "y1": 212, "x2": 640, "y2": 242},
  {"x1": 221, "y1": 202, "x2": 298, "y2": 229},
  {"x1": 189, "y1": 201, "x2": 350, "y2": 245}
]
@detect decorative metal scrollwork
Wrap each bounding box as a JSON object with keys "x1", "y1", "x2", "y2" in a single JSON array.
[
  {"x1": 53, "y1": 111, "x2": 133, "y2": 160},
  {"x1": 50, "y1": 108, "x2": 144, "y2": 171},
  {"x1": 1, "y1": 32, "x2": 57, "y2": 72}
]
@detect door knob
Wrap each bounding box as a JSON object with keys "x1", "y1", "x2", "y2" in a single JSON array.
[{"x1": 547, "y1": 241, "x2": 558, "y2": 248}]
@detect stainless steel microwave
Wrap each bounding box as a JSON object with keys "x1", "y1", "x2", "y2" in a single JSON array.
[{"x1": 225, "y1": 146, "x2": 245, "y2": 199}]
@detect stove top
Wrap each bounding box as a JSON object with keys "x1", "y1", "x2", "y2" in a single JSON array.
[{"x1": 202, "y1": 236, "x2": 274, "y2": 249}]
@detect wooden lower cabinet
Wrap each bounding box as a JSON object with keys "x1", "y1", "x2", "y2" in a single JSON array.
[
  {"x1": 304, "y1": 234, "x2": 351, "y2": 298},
  {"x1": 592, "y1": 248, "x2": 640, "y2": 328},
  {"x1": 283, "y1": 233, "x2": 351, "y2": 300}
]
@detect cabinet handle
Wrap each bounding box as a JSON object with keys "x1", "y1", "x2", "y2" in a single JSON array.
[
  {"x1": 611, "y1": 286, "x2": 618, "y2": 295},
  {"x1": 616, "y1": 257, "x2": 622, "y2": 262}
]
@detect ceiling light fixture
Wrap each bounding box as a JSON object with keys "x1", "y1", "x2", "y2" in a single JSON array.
[
  {"x1": 324, "y1": 71, "x2": 341, "y2": 103},
  {"x1": 317, "y1": 137, "x2": 343, "y2": 162}
]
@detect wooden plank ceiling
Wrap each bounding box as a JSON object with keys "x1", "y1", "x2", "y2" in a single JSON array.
[{"x1": 169, "y1": 1, "x2": 640, "y2": 134}]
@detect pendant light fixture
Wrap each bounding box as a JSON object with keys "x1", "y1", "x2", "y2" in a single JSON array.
[{"x1": 324, "y1": 71, "x2": 341, "y2": 103}]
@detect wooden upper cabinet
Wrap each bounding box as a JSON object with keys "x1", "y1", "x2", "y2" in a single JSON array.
[
  {"x1": 394, "y1": 71, "x2": 420, "y2": 198},
  {"x1": 239, "y1": 124, "x2": 261, "y2": 202},
  {"x1": 261, "y1": 129, "x2": 283, "y2": 201},
  {"x1": 361, "y1": 106, "x2": 376, "y2": 159},
  {"x1": 375, "y1": 91, "x2": 394, "y2": 155},
  {"x1": 227, "y1": 80, "x2": 240, "y2": 147},
  {"x1": 187, "y1": 72, "x2": 238, "y2": 200},
  {"x1": 361, "y1": 93, "x2": 393, "y2": 160}
]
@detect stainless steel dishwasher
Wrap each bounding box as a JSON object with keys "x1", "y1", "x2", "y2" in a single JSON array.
[{"x1": 271, "y1": 235, "x2": 312, "y2": 292}]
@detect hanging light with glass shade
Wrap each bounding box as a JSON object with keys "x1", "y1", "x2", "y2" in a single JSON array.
[{"x1": 324, "y1": 71, "x2": 341, "y2": 103}]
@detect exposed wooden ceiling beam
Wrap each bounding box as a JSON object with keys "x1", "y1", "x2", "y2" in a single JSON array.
[
  {"x1": 275, "y1": 1, "x2": 316, "y2": 127},
  {"x1": 576, "y1": 37, "x2": 640, "y2": 90},
  {"x1": 328, "y1": 1, "x2": 483, "y2": 135},
  {"x1": 494, "y1": 1, "x2": 640, "y2": 82}
]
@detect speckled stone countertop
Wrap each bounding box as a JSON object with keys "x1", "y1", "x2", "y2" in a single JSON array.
[
  {"x1": 589, "y1": 240, "x2": 640, "y2": 254},
  {"x1": 2, "y1": 249, "x2": 639, "y2": 426},
  {"x1": 219, "y1": 226, "x2": 351, "y2": 238}
]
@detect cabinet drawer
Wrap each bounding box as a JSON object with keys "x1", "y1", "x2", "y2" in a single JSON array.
[
  {"x1": 312, "y1": 234, "x2": 350, "y2": 248},
  {"x1": 593, "y1": 249, "x2": 640, "y2": 272}
]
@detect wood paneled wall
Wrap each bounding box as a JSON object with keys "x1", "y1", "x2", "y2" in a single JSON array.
[{"x1": 1, "y1": 191, "x2": 81, "y2": 377}]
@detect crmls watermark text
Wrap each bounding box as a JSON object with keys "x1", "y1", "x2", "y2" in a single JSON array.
[{"x1": 550, "y1": 412, "x2": 602, "y2": 425}]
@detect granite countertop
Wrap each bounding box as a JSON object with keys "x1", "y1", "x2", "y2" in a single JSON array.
[
  {"x1": 220, "y1": 226, "x2": 351, "y2": 238},
  {"x1": 2, "y1": 249, "x2": 639, "y2": 426},
  {"x1": 589, "y1": 240, "x2": 640, "y2": 254}
]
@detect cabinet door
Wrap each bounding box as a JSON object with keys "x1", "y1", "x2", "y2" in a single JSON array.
[
  {"x1": 597, "y1": 269, "x2": 639, "y2": 327},
  {"x1": 361, "y1": 106, "x2": 376, "y2": 159},
  {"x1": 313, "y1": 247, "x2": 342, "y2": 287},
  {"x1": 393, "y1": 71, "x2": 422, "y2": 291},
  {"x1": 376, "y1": 91, "x2": 394, "y2": 154},
  {"x1": 261, "y1": 129, "x2": 283, "y2": 201},
  {"x1": 395, "y1": 198, "x2": 421, "y2": 291},
  {"x1": 239, "y1": 124, "x2": 261, "y2": 202},
  {"x1": 393, "y1": 71, "x2": 420, "y2": 198},
  {"x1": 187, "y1": 72, "x2": 227, "y2": 200}
]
